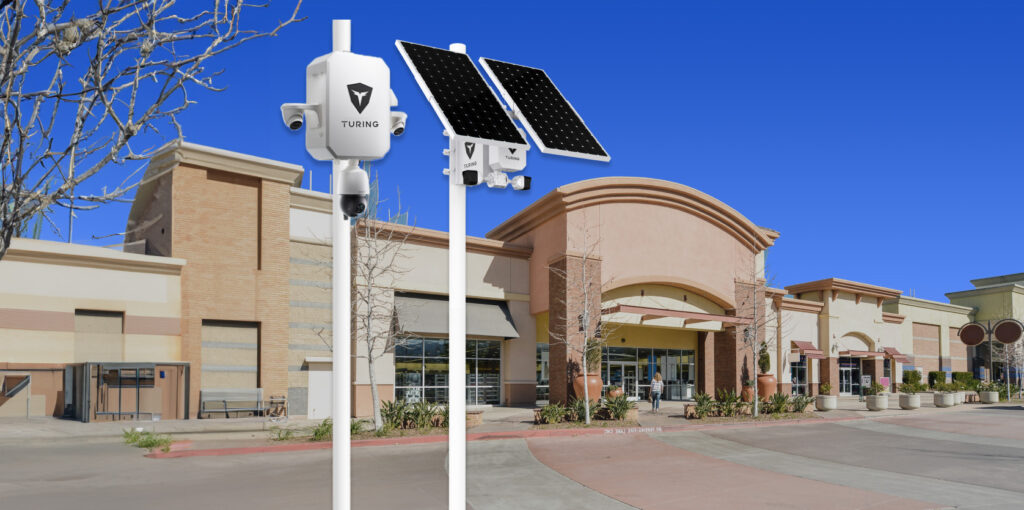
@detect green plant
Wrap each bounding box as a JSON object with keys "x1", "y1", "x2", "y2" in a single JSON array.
[
  {"x1": 123, "y1": 429, "x2": 172, "y2": 451},
  {"x1": 409, "y1": 400, "x2": 437, "y2": 429},
  {"x1": 436, "y1": 404, "x2": 449, "y2": 428},
  {"x1": 269, "y1": 426, "x2": 296, "y2": 441},
  {"x1": 932, "y1": 382, "x2": 951, "y2": 393},
  {"x1": 607, "y1": 385, "x2": 621, "y2": 393},
  {"x1": 604, "y1": 394, "x2": 634, "y2": 420},
  {"x1": 902, "y1": 370, "x2": 922, "y2": 386},
  {"x1": 122, "y1": 428, "x2": 143, "y2": 445},
  {"x1": 381, "y1": 400, "x2": 409, "y2": 430},
  {"x1": 865, "y1": 382, "x2": 886, "y2": 396},
  {"x1": 715, "y1": 389, "x2": 742, "y2": 417},
  {"x1": 757, "y1": 342, "x2": 771, "y2": 374},
  {"x1": 743, "y1": 379, "x2": 755, "y2": 388},
  {"x1": 819, "y1": 382, "x2": 832, "y2": 394},
  {"x1": 693, "y1": 392, "x2": 714, "y2": 419},
  {"x1": 350, "y1": 419, "x2": 366, "y2": 436},
  {"x1": 539, "y1": 402, "x2": 567, "y2": 424},
  {"x1": 952, "y1": 372, "x2": 974, "y2": 387},
  {"x1": 311, "y1": 418, "x2": 333, "y2": 442},
  {"x1": 901, "y1": 382, "x2": 924, "y2": 395},
  {"x1": 790, "y1": 394, "x2": 814, "y2": 412},
  {"x1": 374, "y1": 426, "x2": 392, "y2": 437},
  {"x1": 567, "y1": 397, "x2": 599, "y2": 422},
  {"x1": 928, "y1": 371, "x2": 946, "y2": 388},
  {"x1": 584, "y1": 338, "x2": 604, "y2": 373},
  {"x1": 767, "y1": 392, "x2": 790, "y2": 414}
]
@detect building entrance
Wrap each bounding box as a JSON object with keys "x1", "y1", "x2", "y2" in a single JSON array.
[
  {"x1": 607, "y1": 362, "x2": 639, "y2": 400},
  {"x1": 839, "y1": 356, "x2": 861, "y2": 395}
]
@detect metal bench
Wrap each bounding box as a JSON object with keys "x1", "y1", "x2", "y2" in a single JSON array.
[{"x1": 199, "y1": 388, "x2": 264, "y2": 419}]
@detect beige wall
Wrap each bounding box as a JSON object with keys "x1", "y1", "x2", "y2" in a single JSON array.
[{"x1": 884, "y1": 296, "x2": 972, "y2": 376}]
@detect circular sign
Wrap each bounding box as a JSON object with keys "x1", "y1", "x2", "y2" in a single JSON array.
[
  {"x1": 994, "y1": 319, "x2": 1023, "y2": 344},
  {"x1": 958, "y1": 323, "x2": 986, "y2": 346}
]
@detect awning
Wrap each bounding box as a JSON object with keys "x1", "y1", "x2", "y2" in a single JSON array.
[
  {"x1": 393, "y1": 293, "x2": 519, "y2": 339},
  {"x1": 882, "y1": 347, "x2": 910, "y2": 363},
  {"x1": 791, "y1": 341, "x2": 826, "y2": 360},
  {"x1": 601, "y1": 304, "x2": 751, "y2": 325},
  {"x1": 839, "y1": 350, "x2": 883, "y2": 358}
]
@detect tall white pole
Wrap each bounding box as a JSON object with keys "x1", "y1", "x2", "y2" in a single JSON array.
[
  {"x1": 332, "y1": 159, "x2": 353, "y2": 510},
  {"x1": 447, "y1": 42, "x2": 467, "y2": 510}
]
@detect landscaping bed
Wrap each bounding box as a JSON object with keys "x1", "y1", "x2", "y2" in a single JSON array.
[{"x1": 531, "y1": 419, "x2": 639, "y2": 430}]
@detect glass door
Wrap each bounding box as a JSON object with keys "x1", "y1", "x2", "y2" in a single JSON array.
[
  {"x1": 839, "y1": 357, "x2": 860, "y2": 395},
  {"x1": 622, "y1": 364, "x2": 638, "y2": 400}
]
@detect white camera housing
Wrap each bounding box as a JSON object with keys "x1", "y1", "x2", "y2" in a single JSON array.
[
  {"x1": 390, "y1": 111, "x2": 408, "y2": 136},
  {"x1": 302, "y1": 48, "x2": 393, "y2": 161}
]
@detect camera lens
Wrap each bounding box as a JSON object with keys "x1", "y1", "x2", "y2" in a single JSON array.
[
  {"x1": 289, "y1": 120, "x2": 302, "y2": 130},
  {"x1": 393, "y1": 126, "x2": 404, "y2": 135},
  {"x1": 341, "y1": 194, "x2": 368, "y2": 218}
]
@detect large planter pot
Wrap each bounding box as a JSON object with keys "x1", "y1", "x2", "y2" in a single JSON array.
[
  {"x1": 757, "y1": 374, "x2": 777, "y2": 399},
  {"x1": 572, "y1": 374, "x2": 603, "y2": 403},
  {"x1": 741, "y1": 386, "x2": 755, "y2": 402},
  {"x1": 955, "y1": 391, "x2": 966, "y2": 405},
  {"x1": 866, "y1": 394, "x2": 889, "y2": 411},
  {"x1": 815, "y1": 394, "x2": 837, "y2": 411},
  {"x1": 933, "y1": 392, "x2": 955, "y2": 408},
  {"x1": 980, "y1": 391, "x2": 1000, "y2": 404},
  {"x1": 607, "y1": 387, "x2": 624, "y2": 399},
  {"x1": 899, "y1": 394, "x2": 921, "y2": 410}
]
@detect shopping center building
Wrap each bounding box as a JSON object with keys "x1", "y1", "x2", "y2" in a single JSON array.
[{"x1": 0, "y1": 141, "x2": 1012, "y2": 419}]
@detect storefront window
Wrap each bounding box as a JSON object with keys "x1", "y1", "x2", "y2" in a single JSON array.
[
  {"x1": 536, "y1": 343, "x2": 549, "y2": 404},
  {"x1": 603, "y1": 346, "x2": 695, "y2": 401},
  {"x1": 791, "y1": 355, "x2": 807, "y2": 395},
  {"x1": 395, "y1": 338, "x2": 501, "y2": 405}
]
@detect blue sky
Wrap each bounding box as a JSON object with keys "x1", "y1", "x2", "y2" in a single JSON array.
[{"x1": 59, "y1": 2, "x2": 1023, "y2": 302}]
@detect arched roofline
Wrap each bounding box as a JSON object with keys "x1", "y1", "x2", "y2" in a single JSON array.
[
  {"x1": 486, "y1": 177, "x2": 776, "y2": 253},
  {"x1": 601, "y1": 275, "x2": 736, "y2": 311}
]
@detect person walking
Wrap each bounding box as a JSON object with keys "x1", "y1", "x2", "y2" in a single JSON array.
[{"x1": 651, "y1": 372, "x2": 664, "y2": 414}]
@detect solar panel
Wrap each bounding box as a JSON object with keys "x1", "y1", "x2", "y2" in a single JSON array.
[
  {"x1": 396, "y1": 41, "x2": 527, "y2": 148},
  {"x1": 480, "y1": 58, "x2": 609, "y2": 162}
]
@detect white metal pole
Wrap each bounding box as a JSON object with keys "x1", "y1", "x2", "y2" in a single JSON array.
[
  {"x1": 447, "y1": 41, "x2": 467, "y2": 510},
  {"x1": 332, "y1": 159, "x2": 353, "y2": 510}
]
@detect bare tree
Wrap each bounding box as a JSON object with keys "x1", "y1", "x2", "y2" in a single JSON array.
[
  {"x1": 0, "y1": 0, "x2": 302, "y2": 257},
  {"x1": 352, "y1": 175, "x2": 413, "y2": 431},
  {"x1": 734, "y1": 256, "x2": 777, "y2": 418}
]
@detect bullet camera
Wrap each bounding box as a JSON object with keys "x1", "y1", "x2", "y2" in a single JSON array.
[
  {"x1": 390, "y1": 111, "x2": 408, "y2": 136},
  {"x1": 339, "y1": 164, "x2": 370, "y2": 218}
]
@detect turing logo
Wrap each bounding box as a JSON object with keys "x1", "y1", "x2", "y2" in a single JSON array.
[
  {"x1": 465, "y1": 142, "x2": 476, "y2": 158},
  {"x1": 347, "y1": 83, "x2": 372, "y2": 114}
]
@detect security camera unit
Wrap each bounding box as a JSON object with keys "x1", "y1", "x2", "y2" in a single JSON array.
[{"x1": 280, "y1": 20, "x2": 407, "y2": 510}]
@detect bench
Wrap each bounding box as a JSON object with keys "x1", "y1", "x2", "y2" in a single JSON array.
[{"x1": 200, "y1": 389, "x2": 264, "y2": 419}]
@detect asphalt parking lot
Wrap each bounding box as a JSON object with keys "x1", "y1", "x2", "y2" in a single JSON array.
[{"x1": 2, "y1": 405, "x2": 1023, "y2": 509}]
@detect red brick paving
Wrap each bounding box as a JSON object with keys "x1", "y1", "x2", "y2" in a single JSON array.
[{"x1": 526, "y1": 433, "x2": 934, "y2": 510}]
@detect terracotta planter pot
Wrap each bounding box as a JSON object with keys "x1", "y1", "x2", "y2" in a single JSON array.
[
  {"x1": 815, "y1": 395, "x2": 837, "y2": 411},
  {"x1": 899, "y1": 394, "x2": 920, "y2": 410},
  {"x1": 572, "y1": 373, "x2": 603, "y2": 403},
  {"x1": 757, "y1": 374, "x2": 777, "y2": 399},
  {"x1": 741, "y1": 386, "x2": 755, "y2": 402},
  {"x1": 980, "y1": 391, "x2": 999, "y2": 404},
  {"x1": 607, "y1": 387, "x2": 624, "y2": 398}
]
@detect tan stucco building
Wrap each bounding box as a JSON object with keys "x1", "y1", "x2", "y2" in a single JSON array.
[{"x1": 0, "y1": 141, "x2": 1011, "y2": 419}]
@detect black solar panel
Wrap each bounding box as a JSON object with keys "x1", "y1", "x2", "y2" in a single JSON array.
[
  {"x1": 396, "y1": 41, "x2": 527, "y2": 146},
  {"x1": 481, "y1": 58, "x2": 609, "y2": 161}
]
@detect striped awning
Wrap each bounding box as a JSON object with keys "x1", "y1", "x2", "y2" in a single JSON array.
[
  {"x1": 791, "y1": 341, "x2": 825, "y2": 360},
  {"x1": 882, "y1": 347, "x2": 910, "y2": 363}
]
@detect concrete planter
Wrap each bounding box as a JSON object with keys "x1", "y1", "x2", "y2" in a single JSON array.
[
  {"x1": 866, "y1": 394, "x2": 888, "y2": 411},
  {"x1": 899, "y1": 393, "x2": 921, "y2": 410},
  {"x1": 953, "y1": 391, "x2": 965, "y2": 405},
  {"x1": 980, "y1": 391, "x2": 1000, "y2": 404},
  {"x1": 815, "y1": 394, "x2": 837, "y2": 411},
  {"x1": 933, "y1": 392, "x2": 955, "y2": 408}
]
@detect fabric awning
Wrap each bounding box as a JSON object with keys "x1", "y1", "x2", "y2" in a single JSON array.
[
  {"x1": 791, "y1": 341, "x2": 826, "y2": 360},
  {"x1": 839, "y1": 350, "x2": 883, "y2": 358},
  {"x1": 394, "y1": 293, "x2": 519, "y2": 339},
  {"x1": 601, "y1": 304, "x2": 751, "y2": 325},
  {"x1": 882, "y1": 347, "x2": 910, "y2": 363}
]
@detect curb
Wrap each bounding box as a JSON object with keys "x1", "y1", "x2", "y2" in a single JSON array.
[{"x1": 144, "y1": 414, "x2": 860, "y2": 458}]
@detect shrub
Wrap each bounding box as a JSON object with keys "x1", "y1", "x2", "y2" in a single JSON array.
[
  {"x1": 123, "y1": 429, "x2": 172, "y2": 452},
  {"x1": 270, "y1": 426, "x2": 296, "y2": 441},
  {"x1": 865, "y1": 382, "x2": 886, "y2": 396},
  {"x1": 350, "y1": 419, "x2": 365, "y2": 436},
  {"x1": 952, "y1": 372, "x2": 973, "y2": 386},
  {"x1": 409, "y1": 401, "x2": 437, "y2": 429},
  {"x1": 932, "y1": 382, "x2": 952, "y2": 393},
  {"x1": 902, "y1": 369, "x2": 922, "y2": 385},
  {"x1": 900, "y1": 382, "x2": 924, "y2": 395},
  {"x1": 381, "y1": 400, "x2": 409, "y2": 430},
  {"x1": 928, "y1": 371, "x2": 947, "y2": 387},
  {"x1": 790, "y1": 394, "x2": 814, "y2": 412},
  {"x1": 436, "y1": 404, "x2": 449, "y2": 428},
  {"x1": 758, "y1": 342, "x2": 771, "y2": 374},
  {"x1": 819, "y1": 382, "x2": 832, "y2": 395},
  {"x1": 567, "y1": 397, "x2": 599, "y2": 423},
  {"x1": 604, "y1": 394, "x2": 634, "y2": 420},
  {"x1": 767, "y1": 392, "x2": 790, "y2": 414},
  {"x1": 311, "y1": 418, "x2": 332, "y2": 442},
  {"x1": 539, "y1": 402, "x2": 567, "y2": 424},
  {"x1": 693, "y1": 392, "x2": 714, "y2": 418},
  {"x1": 715, "y1": 389, "x2": 742, "y2": 417}
]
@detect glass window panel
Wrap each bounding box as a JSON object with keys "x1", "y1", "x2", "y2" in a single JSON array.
[
  {"x1": 480, "y1": 386, "x2": 500, "y2": 405},
  {"x1": 424, "y1": 358, "x2": 449, "y2": 387},
  {"x1": 397, "y1": 387, "x2": 422, "y2": 403},
  {"x1": 395, "y1": 359, "x2": 423, "y2": 387},
  {"x1": 477, "y1": 359, "x2": 501, "y2": 387},
  {"x1": 423, "y1": 338, "x2": 448, "y2": 358},
  {"x1": 477, "y1": 340, "x2": 501, "y2": 359},
  {"x1": 537, "y1": 343, "x2": 549, "y2": 385},
  {"x1": 395, "y1": 338, "x2": 423, "y2": 357},
  {"x1": 607, "y1": 347, "x2": 637, "y2": 362}
]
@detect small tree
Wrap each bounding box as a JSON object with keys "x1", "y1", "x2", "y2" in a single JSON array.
[
  {"x1": 735, "y1": 257, "x2": 778, "y2": 418},
  {"x1": 0, "y1": 0, "x2": 302, "y2": 256}
]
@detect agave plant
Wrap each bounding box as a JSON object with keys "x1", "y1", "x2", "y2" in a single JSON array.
[{"x1": 693, "y1": 392, "x2": 714, "y2": 419}]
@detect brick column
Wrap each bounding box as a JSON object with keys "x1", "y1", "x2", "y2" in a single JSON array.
[
  {"x1": 821, "y1": 357, "x2": 839, "y2": 395},
  {"x1": 697, "y1": 331, "x2": 715, "y2": 395},
  {"x1": 715, "y1": 327, "x2": 740, "y2": 394},
  {"x1": 547, "y1": 253, "x2": 601, "y2": 404},
  {"x1": 862, "y1": 357, "x2": 884, "y2": 389}
]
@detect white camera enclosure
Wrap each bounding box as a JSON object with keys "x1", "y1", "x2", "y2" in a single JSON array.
[
  {"x1": 305, "y1": 50, "x2": 391, "y2": 161},
  {"x1": 487, "y1": 144, "x2": 526, "y2": 172}
]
